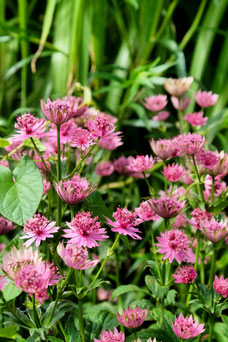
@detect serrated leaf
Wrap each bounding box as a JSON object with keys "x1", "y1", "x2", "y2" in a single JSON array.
[
  {"x1": 112, "y1": 284, "x2": 149, "y2": 299},
  {"x1": 84, "y1": 311, "x2": 118, "y2": 342},
  {"x1": 145, "y1": 275, "x2": 169, "y2": 299},
  {"x1": 164, "y1": 289, "x2": 177, "y2": 306}
]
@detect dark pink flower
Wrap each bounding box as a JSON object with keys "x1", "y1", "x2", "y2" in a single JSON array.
[
  {"x1": 0, "y1": 217, "x2": 15, "y2": 234},
  {"x1": 70, "y1": 128, "x2": 94, "y2": 150},
  {"x1": 153, "y1": 111, "x2": 170, "y2": 121},
  {"x1": 86, "y1": 115, "x2": 119, "y2": 140},
  {"x1": 196, "y1": 149, "x2": 220, "y2": 170},
  {"x1": 171, "y1": 96, "x2": 191, "y2": 110},
  {"x1": 213, "y1": 275, "x2": 228, "y2": 298},
  {"x1": 195, "y1": 90, "x2": 218, "y2": 108},
  {"x1": 184, "y1": 112, "x2": 208, "y2": 127},
  {"x1": 128, "y1": 155, "x2": 154, "y2": 173},
  {"x1": 63, "y1": 96, "x2": 88, "y2": 117},
  {"x1": 150, "y1": 197, "x2": 185, "y2": 219},
  {"x1": 189, "y1": 208, "x2": 213, "y2": 230},
  {"x1": 143, "y1": 95, "x2": 167, "y2": 112},
  {"x1": 164, "y1": 77, "x2": 193, "y2": 97},
  {"x1": 209, "y1": 151, "x2": 228, "y2": 177},
  {"x1": 41, "y1": 98, "x2": 78, "y2": 125},
  {"x1": 175, "y1": 133, "x2": 205, "y2": 155},
  {"x1": 63, "y1": 211, "x2": 108, "y2": 248},
  {"x1": 173, "y1": 265, "x2": 197, "y2": 284},
  {"x1": 172, "y1": 313, "x2": 205, "y2": 339},
  {"x1": 150, "y1": 138, "x2": 178, "y2": 160},
  {"x1": 95, "y1": 161, "x2": 114, "y2": 176},
  {"x1": 114, "y1": 156, "x2": 132, "y2": 176},
  {"x1": 12, "y1": 113, "x2": 46, "y2": 142},
  {"x1": 106, "y1": 208, "x2": 141, "y2": 240},
  {"x1": 135, "y1": 200, "x2": 159, "y2": 223},
  {"x1": 94, "y1": 328, "x2": 125, "y2": 342},
  {"x1": 117, "y1": 306, "x2": 148, "y2": 329},
  {"x1": 162, "y1": 163, "x2": 183, "y2": 182}
]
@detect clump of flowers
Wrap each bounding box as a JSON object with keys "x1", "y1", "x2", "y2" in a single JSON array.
[
  {"x1": 172, "y1": 313, "x2": 205, "y2": 339},
  {"x1": 173, "y1": 265, "x2": 197, "y2": 284},
  {"x1": 94, "y1": 328, "x2": 125, "y2": 342},
  {"x1": 117, "y1": 306, "x2": 148, "y2": 329},
  {"x1": 143, "y1": 95, "x2": 168, "y2": 112},
  {"x1": 95, "y1": 161, "x2": 114, "y2": 176},
  {"x1": 86, "y1": 115, "x2": 119, "y2": 140},
  {"x1": 127, "y1": 155, "x2": 154, "y2": 172},
  {"x1": 199, "y1": 217, "x2": 228, "y2": 243},
  {"x1": 135, "y1": 200, "x2": 159, "y2": 223},
  {"x1": 213, "y1": 275, "x2": 228, "y2": 298},
  {"x1": 162, "y1": 163, "x2": 184, "y2": 182},
  {"x1": 150, "y1": 196, "x2": 185, "y2": 219},
  {"x1": 70, "y1": 128, "x2": 94, "y2": 150}
]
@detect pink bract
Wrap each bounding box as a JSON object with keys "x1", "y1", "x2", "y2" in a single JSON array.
[
  {"x1": 175, "y1": 133, "x2": 205, "y2": 155},
  {"x1": 188, "y1": 208, "x2": 213, "y2": 230},
  {"x1": 95, "y1": 161, "x2": 115, "y2": 176},
  {"x1": 164, "y1": 77, "x2": 193, "y2": 97},
  {"x1": 98, "y1": 134, "x2": 123, "y2": 150},
  {"x1": 41, "y1": 98, "x2": 79, "y2": 125},
  {"x1": 162, "y1": 163, "x2": 184, "y2": 182},
  {"x1": 63, "y1": 211, "x2": 109, "y2": 248},
  {"x1": 12, "y1": 113, "x2": 46, "y2": 142},
  {"x1": 143, "y1": 95, "x2": 168, "y2": 112},
  {"x1": 70, "y1": 128, "x2": 94, "y2": 150},
  {"x1": 135, "y1": 200, "x2": 159, "y2": 223},
  {"x1": 213, "y1": 275, "x2": 228, "y2": 298},
  {"x1": 173, "y1": 265, "x2": 197, "y2": 284},
  {"x1": 195, "y1": 90, "x2": 218, "y2": 108},
  {"x1": 94, "y1": 328, "x2": 125, "y2": 342},
  {"x1": 150, "y1": 196, "x2": 185, "y2": 219},
  {"x1": 184, "y1": 112, "x2": 208, "y2": 127},
  {"x1": 127, "y1": 155, "x2": 154, "y2": 172},
  {"x1": 117, "y1": 306, "x2": 148, "y2": 329},
  {"x1": 172, "y1": 313, "x2": 205, "y2": 339},
  {"x1": 86, "y1": 115, "x2": 119, "y2": 140}
]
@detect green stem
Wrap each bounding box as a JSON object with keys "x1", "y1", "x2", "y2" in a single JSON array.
[
  {"x1": 18, "y1": 0, "x2": 28, "y2": 107},
  {"x1": 143, "y1": 172, "x2": 154, "y2": 195},
  {"x1": 186, "y1": 231, "x2": 200, "y2": 305},
  {"x1": 66, "y1": 145, "x2": 72, "y2": 174},
  {"x1": 177, "y1": 107, "x2": 185, "y2": 133},
  {"x1": 192, "y1": 155, "x2": 204, "y2": 204},
  {"x1": 150, "y1": 226, "x2": 162, "y2": 281},
  {"x1": 32, "y1": 294, "x2": 41, "y2": 328},
  {"x1": 70, "y1": 206, "x2": 74, "y2": 220},
  {"x1": 30, "y1": 137, "x2": 52, "y2": 177},
  {"x1": 208, "y1": 244, "x2": 216, "y2": 289},
  {"x1": 58, "y1": 321, "x2": 69, "y2": 342},
  {"x1": 56, "y1": 125, "x2": 62, "y2": 227},
  {"x1": 0, "y1": 293, "x2": 24, "y2": 326},
  {"x1": 208, "y1": 314, "x2": 213, "y2": 342},
  {"x1": 76, "y1": 270, "x2": 85, "y2": 342}
]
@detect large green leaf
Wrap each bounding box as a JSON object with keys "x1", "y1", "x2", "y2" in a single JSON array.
[
  {"x1": 0, "y1": 155, "x2": 43, "y2": 225},
  {"x1": 112, "y1": 284, "x2": 149, "y2": 299},
  {"x1": 0, "y1": 282, "x2": 21, "y2": 303}
]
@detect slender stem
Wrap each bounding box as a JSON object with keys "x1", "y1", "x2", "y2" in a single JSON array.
[
  {"x1": 186, "y1": 231, "x2": 200, "y2": 305},
  {"x1": 70, "y1": 206, "x2": 74, "y2": 220},
  {"x1": 18, "y1": 0, "x2": 28, "y2": 107},
  {"x1": 75, "y1": 270, "x2": 85, "y2": 342},
  {"x1": 211, "y1": 176, "x2": 215, "y2": 206},
  {"x1": 143, "y1": 172, "x2": 154, "y2": 195},
  {"x1": 208, "y1": 314, "x2": 213, "y2": 342},
  {"x1": 192, "y1": 155, "x2": 204, "y2": 204},
  {"x1": 66, "y1": 146, "x2": 71, "y2": 174},
  {"x1": 30, "y1": 137, "x2": 52, "y2": 177},
  {"x1": 208, "y1": 244, "x2": 216, "y2": 288},
  {"x1": 32, "y1": 294, "x2": 41, "y2": 328},
  {"x1": 56, "y1": 125, "x2": 62, "y2": 227},
  {"x1": 150, "y1": 226, "x2": 162, "y2": 281},
  {"x1": 0, "y1": 293, "x2": 24, "y2": 325},
  {"x1": 58, "y1": 321, "x2": 69, "y2": 342},
  {"x1": 177, "y1": 107, "x2": 185, "y2": 133}
]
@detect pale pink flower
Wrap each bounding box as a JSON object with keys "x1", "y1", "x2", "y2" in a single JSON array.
[
  {"x1": 0, "y1": 275, "x2": 9, "y2": 290},
  {"x1": 100, "y1": 112, "x2": 118, "y2": 124},
  {"x1": 150, "y1": 138, "x2": 178, "y2": 160},
  {"x1": 106, "y1": 207, "x2": 141, "y2": 240},
  {"x1": 150, "y1": 197, "x2": 185, "y2": 219},
  {"x1": 41, "y1": 98, "x2": 78, "y2": 126},
  {"x1": 153, "y1": 111, "x2": 170, "y2": 121},
  {"x1": 188, "y1": 208, "x2": 213, "y2": 230},
  {"x1": 98, "y1": 134, "x2": 123, "y2": 150},
  {"x1": 86, "y1": 115, "x2": 119, "y2": 140},
  {"x1": 196, "y1": 149, "x2": 220, "y2": 170},
  {"x1": 0, "y1": 217, "x2": 15, "y2": 234},
  {"x1": 172, "y1": 313, "x2": 205, "y2": 339},
  {"x1": 200, "y1": 217, "x2": 228, "y2": 243},
  {"x1": 143, "y1": 95, "x2": 167, "y2": 112},
  {"x1": 70, "y1": 128, "x2": 94, "y2": 150},
  {"x1": 0, "y1": 160, "x2": 9, "y2": 167},
  {"x1": 63, "y1": 211, "x2": 108, "y2": 248},
  {"x1": 135, "y1": 200, "x2": 159, "y2": 223},
  {"x1": 181, "y1": 170, "x2": 194, "y2": 185},
  {"x1": 164, "y1": 77, "x2": 193, "y2": 97},
  {"x1": 20, "y1": 214, "x2": 59, "y2": 247},
  {"x1": 117, "y1": 306, "x2": 148, "y2": 329},
  {"x1": 175, "y1": 133, "x2": 205, "y2": 155},
  {"x1": 213, "y1": 275, "x2": 228, "y2": 298},
  {"x1": 57, "y1": 242, "x2": 99, "y2": 269},
  {"x1": 97, "y1": 288, "x2": 113, "y2": 302},
  {"x1": 63, "y1": 96, "x2": 88, "y2": 117},
  {"x1": 162, "y1": 163, "x2": 183, "y2": 182},
  {"x1": 128, "y1": 155, "x2": 154, "y2": 172},
  {"x1": 48, "y1": 119, "x2": 78, "y2": 145},
  {"x1": 184, "y1": 112, "x2": 208, "y2": 127},
  {"x1": 209, "y1": 151, "x2": 228, "y2": 177},
  {"x1": 155, "y1": 229, "x2": 192, "y2": 264},
  {"x1": 173, "y1": 265, "x2": 197, "y2": 284},
  {"x1": 94, "y1": 328, "x2": 125, "y2": 342},
  {"x1": 12, "y1": 113, "x2": 46, "y2": 142},
  {"x1": 171, "y1": 96, "x2": 191, "y2": 110},
  {"x1": 54, "y1": 175, "x2": 95, "y2": 205},
  {"x1": 195, "y1": 90, "x2": 218, "y2": 108},
  {"x1": 95, "y1": 161, "x2": 115, "y2": 176},
  {"x1": 204, "y1": 175, "x2": 226, "y2": 201},
  {"x1": 173, "y1": 213, "x2": 187, "y2": 229}
]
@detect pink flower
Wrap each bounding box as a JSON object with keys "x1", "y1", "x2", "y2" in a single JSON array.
[
  {"x1": 172, "y1": 313, "x2": 205, "y2": 339},
  {"x1": 143, "y1": 95, "x2": 168, "y2": 112},
  {"x1": 171, "y1": 96, "x2": 191, "y2": 110},
  {"x1": 98, "y1": 135, "x2": 123, "y2": 150},
  {"x1": 0, "y1": 275, "x2": 9, "y2": 290},
  {"x1": 63, "y1": 96, "x2": 88, "y2": 117},
  {"x1": 106, "y1": 208, "x2": 141, "y2": 240},
  {"x1": 150, "y1": 197, "x2": 185, "y2": 219},
  {"x1": 94, "y1": 328, "x2": 125, "y2": 342},
  {"x1": 70, "y1": 128, "x2": 94, "y2": 150},
  {"x1": 213, "y1": 275, "x2": 228, "y2": 298},
  {"x1": 200, "y1": 217, "x2": 228, "y2": 243},
  {"x1": 195, "y1": 90, "x2": 218, "y2": 108},
  {"x1": 41, "y1": 98, "x2": 78, "y2": 126},
  {"x1": 196, "y1": 149, "x2": 220, "y2": 170},
  {"x1": 54, "y1": 175, "x2": 95, "y2": 205},
  {"x1": 63, "y1": 211, "x2": 108, "y2": 248},
  {"x1": 0, "y1": 217, "x2": 15, "y2": 234},
  {"x1": 209, "y1": 151, "x2": 228, "y2": 177},
  {"x1": 150, "y1": 138, "x2": 178, "y2": 160},
  {"x1": 184, "y1": 112, "x2": 208, "y2": 127},
  {"x1": 57, "y1": 242, "x2": 99, "y2": 269},
  {"x1": 164, "y1": 77, "x2": 193, "y2": 97},
  {"x1": 117, "y1": 306, "x2": 148, "y2": 329},
  {"x1": 162, "y1": 163, "x2": 184, "y2": 182},
  {"x1": 127, "y1": 155, "x2": 154, "y2": 172},
  {"x1": 204, "y1": 175, "x2": 226, "y2": 201},
  {"x1": 155, "y1": 229, "x2": 192, "y2": 264},
  {"x1": 175, "y1": 133, "x2": 205, "y2": 155},
  {"x1": 43, "y1": 177, "x2": 51, "y2": 195},
  {"x1": 48, "y1": 119, "x2": 78, "y2": 145},
  {"x1": 20, "y1": 214, "x2": 59, "y2": 247},
  {"x1": 95, "y1": 161, "x2": 115, "y2": 176},
  {"x1": 189, "y1": 208, "x2": 213, "y2": 230},
  {"x1": 135, "y1": 200, "x2": 159, "y2": 223},
  {"x1": 114, "y1": 156, "x2": 132, "y2": 176},
  {"x1": 181, "y1": 170, "x2": 193, "y2": 185},
  {"x1": 153, "y1": 111, "x2": 170, "y2": 121},
  {"x1": 173, "y1": 265, "x2": 197, "y2": 284},
  {"x1": 12, "y1": 113, "x2": 46, "y2": 142},
  {"x1": 173, "y1": 213, "x2": 187, "y2": 229},
  {"x1": 86, "y1": 115, "x2": 119, "y2": 140}
]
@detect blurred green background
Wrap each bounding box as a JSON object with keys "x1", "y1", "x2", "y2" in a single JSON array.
[{"x1": 1, "y1": 0, "x2": 228, "y2": 147}]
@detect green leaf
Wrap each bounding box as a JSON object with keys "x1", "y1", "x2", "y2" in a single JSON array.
[
  {"x1": 214, "y1": 317, "x2": 228, "y2": 342},
  {"x1": 87, "y1": 279, "x2": 111, "y2": 291},
  {"x1": 0, "y1": 156, "x2": 43, "y2": 225},
  {"x1": 112, "y1": 284, "x2": 149, "y2": 299},
  {"x1": 0, "y1": 326, "x2": 17, "y2": 338},
  {"x1": 145, "y1": 275, "x2": 169, "y2": 299},
  {"x1": 84, "y1": 311, "x2": 118, "y2": 342},
  {"x1": 23, "y1": 138, "x2": 46, "y2": 153},
  {"x1": 120, "y1": 235, "x2": 132, "y2": 251},
  {"x1": 164, "y1": 289, "x2": 177, "y2": 306},
  {"x1": 47, "y1": 338, "x2": 64, "y2": 342},
  {"x1": 0, "y1": 138, "x2": 10, "y2": 148},
  {"x1": 0, "y1": 282, "x2": 21, "y2": 303},
  {"x1": 85, "y1": 191, "x2": 112, "y2": 223}
]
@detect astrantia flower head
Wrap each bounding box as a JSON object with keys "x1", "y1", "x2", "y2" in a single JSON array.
[
  {"x1": 127, "y1": 155, "x2": 154, "y2": 173},
  {"x1": 135, "y1": 200, "x2": 159, "y2": 223},
  {"x1": 171, "y1": 96, "x2": 191, "y2": 110},
  {"x1": 94, "y1": 328, "x2": 125, "y2": 342},
  {"x1": 184, "y1": 112, "x2": 208, "y2": 127},
  {"x1": 70, "y1": 128, "x2": 94, "y2": 150},
  {"x1": 98, "y1": 134, "x2": 123, "y2": 150},
  {"x1": 162, "y1": 163, "x2": 184, "y2": 182},
  {"x1": 117, "y1": 306, "x2": 148, "y2": 329},
  {"x1": 63, "y1": 96, "x2": 88, "y2": 117},
  {"x1": 0, "y1": 216, "x2": 15, "y2": 234},
  {"x1": 209, "y1": 151, "x2": 228, "y2": 177},
  {"x1": 95, "y1": 161, "x2": 115, "y2": 176},
  {"x1": 12, "y1": 113, "x2": 46, "y2": 142},
  {"x1": 189, "y1": 208, "x2": 213, "y2": 230},
  {"x1": 200, "y1": 217, "x2": 228, "y2": 243},
  {"x1": 41, "y1": 98, "x2": 78, "y2": 125},
  {"x1": 150, "y1": 138, "x2": 178, "y2": 160},
  {"x1": 86, "y1": 115, "x2": 118, "y2": 140},
  {"x1": 20, "y1": 213, "x2": 59, "y2": 247},
  {"x1": 54, "y1": 175, "x2": 95, "y2": 205},
  {"x1": 196, "y1": 149, "x2": 220, "y2": 170},
  {"x1": 195, "y1": 90, "x2": 218, "y2": 108},
  {"x1": 204, "y1": 175, "x2": 226, "y2": 201},
  {"x1": 213, "y1": 275, "x2": 228, "y2": 298},
  {"x1": 63, "y1": 211, "x2": 108, "y2": 248},
  {"x1": 172, "y1": 313, "x2": 205, "y2": 339},
  {"x1": 173, "y1": 265, "x2": 197, "y2": 284},
  {"x1": 175, "y1": 133, "x2": 205, "y2": 155},
  {"x1": 57, "y1": 242, "x2": 99, "y2": 269},
  {"x1": 164, "y1": 77, "x2": 193, "y2": 97},
  {"x1": 106, "y1": 207, "x2": 141, "y2": 240},
  {"x1": 153, "y1": 111, "x2": 170, "y2": 121},
  {"x1": 0, "y1": 275, "x2": 9, "y2": 290},
  {"x1": 155, "y1": 229, "x2": 192, "y2": 264},
  {"x1": 150, "y1": 196, "x2": 185, "y2": 219},
  {"x1": 173, "y1": 213, "x2": 187, "y2": 229},
  {"x1": 114, "y1": 156, "x2": 132, "y2": 176},
  {"x1": 143, "y1": 95, "x2": 168, "y2": 112}
]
